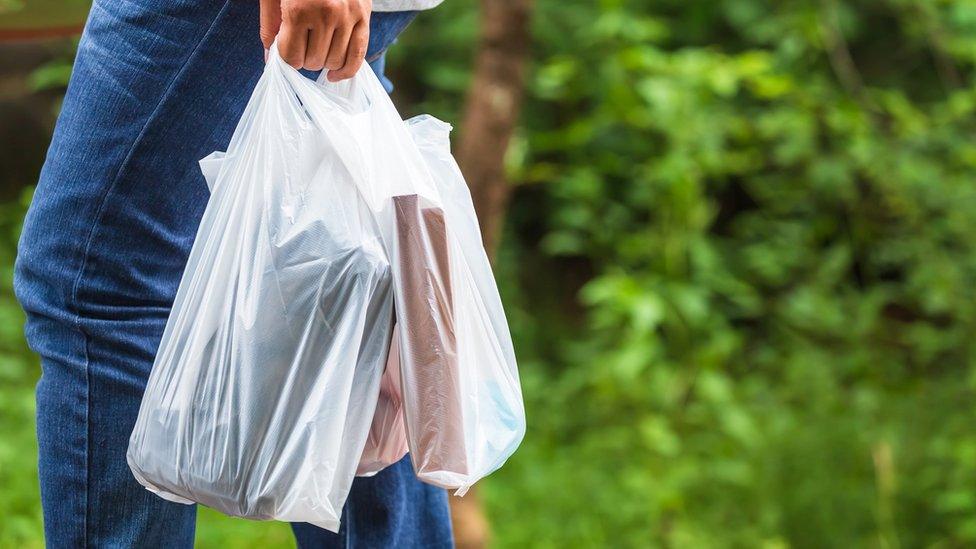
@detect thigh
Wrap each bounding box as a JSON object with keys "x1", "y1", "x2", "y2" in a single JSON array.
[{"x1": 16, "y1": 0, "x2": 267, "y2": 322}]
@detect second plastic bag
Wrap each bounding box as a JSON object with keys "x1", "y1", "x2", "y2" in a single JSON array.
[
  {"x1": 353, "y1": 114, "x2": 527, "y2": 491},
  {"x1": 392, "y1": 115, "x2": 525, "y2": 493}
]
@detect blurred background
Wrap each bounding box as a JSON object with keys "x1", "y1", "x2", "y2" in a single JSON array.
[{"x1": 4, "y1": 0, "x2": 976, "y2": 547}]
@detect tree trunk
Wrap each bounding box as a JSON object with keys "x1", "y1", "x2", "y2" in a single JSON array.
[
  {"x1": 455, "y1": 0, "x2": 532, "y2": 255},
  {"x1": 449, "y1": 0, "x2": 532, "y2": 547}
]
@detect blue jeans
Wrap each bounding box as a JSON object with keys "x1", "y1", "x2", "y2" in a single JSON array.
[{"x1": 14, "y1": 1, "x2": 452, "y2": 547}]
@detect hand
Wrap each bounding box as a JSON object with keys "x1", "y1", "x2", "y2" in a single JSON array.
[{"x1": 260, "y1": 0, "x2": 371, "y2": 82}]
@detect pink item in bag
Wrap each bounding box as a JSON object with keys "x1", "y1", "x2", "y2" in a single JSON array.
[{"x1": 357, "y1": 324, "x2": 409, "y2": 476}]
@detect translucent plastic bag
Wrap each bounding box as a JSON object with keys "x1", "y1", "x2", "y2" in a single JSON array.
[
  {"x1": 127, "y1": 45, "x2": 524, "y2": 531},
  {"x1": 199, "y1": 116, "x2": 407, "y2": 484},
  {"x1": 354, "y1": 115, "x2": 527, "y2": 490},
  {"x1": 393, "y1": 115, "x2": 525, "y2": 494},
  {"x1": 128, "y1": 55, "x2": 397, "y2": 533},
  {"x1": 204, "y1": 153, "x2": 407, "y2": 483}
]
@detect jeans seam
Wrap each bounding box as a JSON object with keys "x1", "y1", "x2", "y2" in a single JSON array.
[
  {"x1": 79, "y1": 324, "x2": 93, "y2": 547},
  {"x1": 64, "y1": 3, "x2": 234, "y2": 544},
  {"x1": 67, "y1": 0, "x2": 234, "y2": 330}
]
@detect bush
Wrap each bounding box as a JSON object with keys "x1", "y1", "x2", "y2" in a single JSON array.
[{"x1": 400, "y1": 0, "x2": 976, "y2": 546}]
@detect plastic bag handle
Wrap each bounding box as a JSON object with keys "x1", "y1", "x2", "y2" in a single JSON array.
[{"x1": 267, "y1": 39, "x2": 387, "y2": 115}]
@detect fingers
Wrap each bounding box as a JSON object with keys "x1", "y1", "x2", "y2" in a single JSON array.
[
  {"x1": 277, "y1": 19, "x2": 308, "y2": 69},
  {"x1": 273, "y1": 0, "x2": 371, "y2": 76},
  {"x1": 304, "y1": 26, "x2": 333, "y2": 71},
  {"x1": 259, "y1": 0, "x2": 283, "y2": 51},
  {"x1": 325, "y1": 22, "x2": 353, "y2": 71},
  {"x1": 327, "y1": 21, "x2": 368, "y2": 81}
]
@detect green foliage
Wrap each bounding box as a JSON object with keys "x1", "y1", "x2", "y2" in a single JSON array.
[
  {"x1": 5, "y1": 0, "x2": 976, "y2": 547},
  {"x1": 28, "y1": 60, "x2": 74, "y2": 92},
  {"x1": 0, "y1": 190, "x2": 42, "y2": 549},
  {"x1": 0, "y1": 0, "x2": 89, "y2": 29},
  {"x1": 446, "y1": 0, "x2": 976, "y2": 547}
]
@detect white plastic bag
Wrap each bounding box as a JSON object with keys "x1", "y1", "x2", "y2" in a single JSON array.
[
  {"x1": 128, "y1": 52, "x2": 395, "y2": 532},
  {"x1": 353, "y1": 115, "x2": 527, "y2": 490},
  {"x1": 393, "y1": 115, "x2": 525, "y2": 494},
  {"x1": 128, "y1": 45, "x2": 524, "y2": 531},
  {"x1": 198, "y1": 117, "x2": 408, "y2": 484}
]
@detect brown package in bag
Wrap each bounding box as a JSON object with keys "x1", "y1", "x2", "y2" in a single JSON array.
[{"x1": 393, "y1": 193, "x2": 468, "y2": 481}]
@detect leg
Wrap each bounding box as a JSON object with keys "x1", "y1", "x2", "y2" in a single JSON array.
[
  {"x1": 16, "y1": 0, "x2": 265, "y2": 545},
  {"x1": 291, "y1": 456, "x2": 453, "y2": 549},
  {"x1": 30, "y1": 316, "x2": 199, "y2": 548}
]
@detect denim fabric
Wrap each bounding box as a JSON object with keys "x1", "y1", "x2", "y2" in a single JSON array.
[{"x1": 14, "y1": 1, "x2": 451, "y2": 547}]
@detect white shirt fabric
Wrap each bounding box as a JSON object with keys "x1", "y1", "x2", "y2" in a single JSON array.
[{"x1": 372, "y1": 0, "x2": 444, "y2": 12}]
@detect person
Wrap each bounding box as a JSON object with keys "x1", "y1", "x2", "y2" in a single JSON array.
[{"x1": 13, "y1": 0, "x2": 453, "y2": 547}]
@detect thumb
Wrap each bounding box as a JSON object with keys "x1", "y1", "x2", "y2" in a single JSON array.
[{"x1": 259, "y1": 0, "x2": 283, "y2": 51}]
